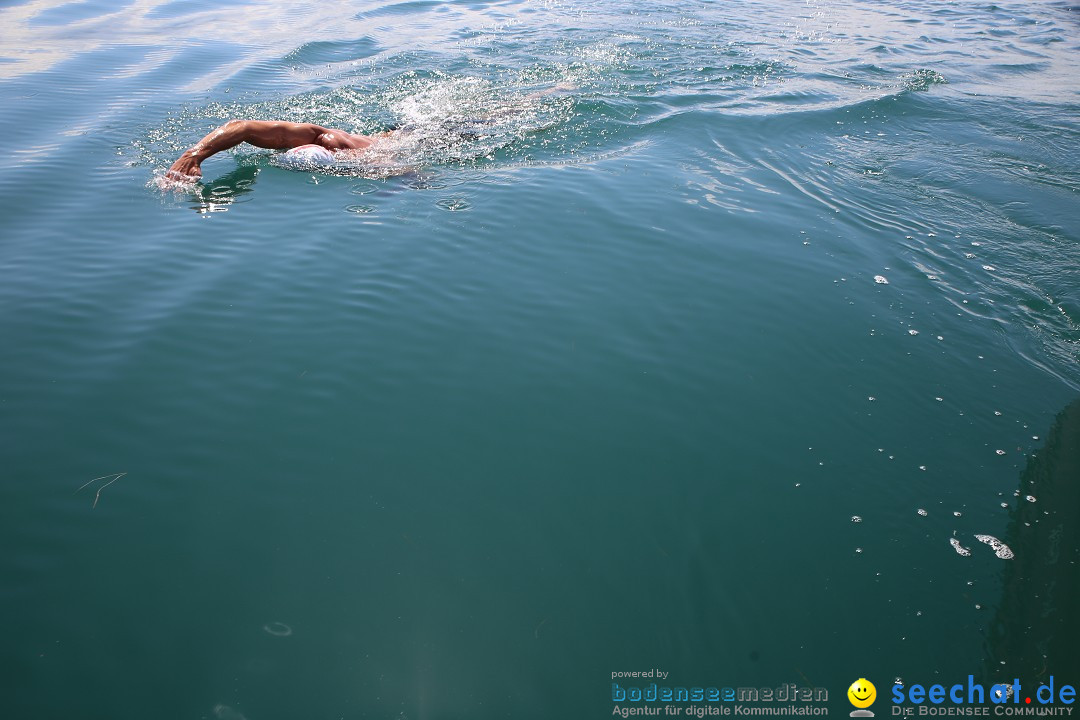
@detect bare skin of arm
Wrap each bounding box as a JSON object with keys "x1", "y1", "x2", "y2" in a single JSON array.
[{"x1": 166, "y1": 119, "x2": 381, "y2": 180}]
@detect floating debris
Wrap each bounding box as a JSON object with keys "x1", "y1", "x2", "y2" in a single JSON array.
[
  {"x1": 1025, "y1": 495, "x2": 1036, "y2": 503},
  {"x1": 908, "y1": 329, "x2": 919, "y2": 336},
  {"x1": 950, "y1": 538, "x2": 972, "y2": 557},
  {"x1": 975, "y1": 534, "x2": 1014, "y2": 559},
  {"x1": 852, "y1": 516, "x2": 863, "y2": 523},
  {"x1": 917, "y1": 508, "x2": 928, "y2": 516},
  {"x1": 874, "y1": 275, "x2": 889, "y2": 284},
  {"x1": 996, "y1": 449, "x2": 1006, "y2": 455},
  {"x1": 75, "y1": 472, "x2": 127, "y2": 509}
]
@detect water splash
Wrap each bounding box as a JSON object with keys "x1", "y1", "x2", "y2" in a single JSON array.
[{"x1": 902, "y1": 69, "x2": 948, "y2": 92}]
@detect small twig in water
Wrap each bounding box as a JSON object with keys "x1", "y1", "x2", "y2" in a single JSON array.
[{"x1": 75, "y1": 472, "x2": 127, "y2": 508}]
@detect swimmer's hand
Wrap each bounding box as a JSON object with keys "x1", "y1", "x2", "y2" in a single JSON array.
[{"x1": 166, "y1": 151, "x2": 202, "y2": 181}]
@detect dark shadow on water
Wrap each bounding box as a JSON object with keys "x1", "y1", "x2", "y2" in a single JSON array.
[
  {"x1": 186, "y1": 165, "x2": 259, "y2": 214},
  {"x1": 983, "y1": 398, "x2": 1080, "y2": 684}
]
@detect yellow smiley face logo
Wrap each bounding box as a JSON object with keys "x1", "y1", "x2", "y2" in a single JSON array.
[{"x1": 848, "y1": 678, "x2": 876, "y2": 708}]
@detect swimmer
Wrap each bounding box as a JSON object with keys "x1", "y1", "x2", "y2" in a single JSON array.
[
  {"x1": 165, "y1": 119, "x2": 393, "y2": 181},
  {"x1": 163, "y1": 83, "x2": 575, "y2": 182}
]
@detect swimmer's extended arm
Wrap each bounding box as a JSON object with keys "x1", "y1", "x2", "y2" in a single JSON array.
[{"x1": 167, "y1": 120, "x2": 328, "y2": 179}]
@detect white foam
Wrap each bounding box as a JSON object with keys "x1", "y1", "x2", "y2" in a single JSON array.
[
  {"x1": 950, "y1": 538, "x2": 972, "y2": 557},
  {"x1": 974, "y1": 534, "x2": 1014, "y2": 559}
]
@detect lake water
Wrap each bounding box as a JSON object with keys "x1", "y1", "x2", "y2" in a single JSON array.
[{"x1": 2, "y1": 1, "x2": 1079, "y2": 718}]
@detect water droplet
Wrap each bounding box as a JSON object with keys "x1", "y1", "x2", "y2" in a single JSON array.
[
  {"x1": 349, "y1": 182, "x2": 380, "y2": 195},
  {"x1": 345, "y1": 204, "x2": 375, "y2": 214},
  {"x1": 436, "y1": 196, "x2": 472, "y2": 212}
]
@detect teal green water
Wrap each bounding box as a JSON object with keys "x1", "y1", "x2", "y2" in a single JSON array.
[{"x1": 2, "y1": 1, "x2": 1079, "y2": 718}]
